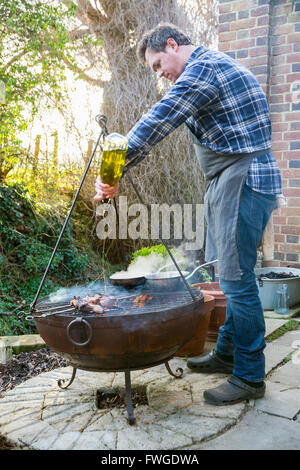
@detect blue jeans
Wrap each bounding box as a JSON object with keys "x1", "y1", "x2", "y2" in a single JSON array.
[{"x1": 216, "y1": 184, "x2": 277, "y2": 382}]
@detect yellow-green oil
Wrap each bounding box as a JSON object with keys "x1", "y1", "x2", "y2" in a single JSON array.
[{"x1": 99, "y1": 148, "x2": 127, "y2": 186}]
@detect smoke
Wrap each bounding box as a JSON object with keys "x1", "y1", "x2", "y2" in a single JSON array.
[
  {"x1": 48, "y1": 280, "x2": 129, "y2": 303},
  {"x1": 48, "y1": 245, "x2": 196, "y2": 303},
  {"x1": 110, "y1": 247, "x2": 189, "y2": 279},
  {"x1": 110, "y1": 252, "x2": 165, "y2": 279}
]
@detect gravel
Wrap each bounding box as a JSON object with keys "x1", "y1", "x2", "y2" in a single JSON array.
[
  {"x1": 0, "y1": 347, "x2": 68, "y2": 398},
  {"x1": 0, "y1": 347, "x2": 68, "y2": 450},
  {"x1": 1, "y1": 347, "x2": 149, "y2": 449}
]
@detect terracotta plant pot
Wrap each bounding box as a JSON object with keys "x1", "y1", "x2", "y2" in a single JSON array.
[
  {"x1": 176, "y1": 295, "x2": 215, "y2": 357},
  {"x1": 192, "y1": 282, "x2": 227, "y2": 343}
]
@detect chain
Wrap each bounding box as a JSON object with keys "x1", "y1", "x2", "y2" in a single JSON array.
[{"x1": 0, "y1": 302, "x2": 31, "y2": 319}]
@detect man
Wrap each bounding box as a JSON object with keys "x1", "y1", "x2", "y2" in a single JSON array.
[{"x1": 94, "y1": 23, "x2": 282, "y2": 406}]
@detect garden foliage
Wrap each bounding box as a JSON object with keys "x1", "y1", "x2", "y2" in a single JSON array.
[
  {"x1": 0, "y1": 182, "x2": 90, "y2": 334},
  {"x1": 0, "y1": 0, "x2": 76, "y2": 180}
]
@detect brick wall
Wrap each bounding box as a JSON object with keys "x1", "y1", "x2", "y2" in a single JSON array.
[{"x1": 218, "y1": 0, "x2": 300, "y2": 267}]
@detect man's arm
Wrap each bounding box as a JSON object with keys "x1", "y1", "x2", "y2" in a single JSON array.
[
  {"x1": 94, "y1": 60, "x2": 218, "y2": 199},
  {"x1": 124, "y1": 61, "x2": 218, "y2": 170}
]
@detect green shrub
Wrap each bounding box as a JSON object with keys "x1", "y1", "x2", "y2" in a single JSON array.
[
  {"x1": 0, "y1": 182, "x2": 89, "y2": 280},
  {"x1": 0, "y1": 182, "x2": 94, "y2": 335},
  {"x1": 130, "y1": 244, "x2": 212, "y2": 282},
  {"x1": 130, "y1": 244, "x2": 171, "y2": 264}
]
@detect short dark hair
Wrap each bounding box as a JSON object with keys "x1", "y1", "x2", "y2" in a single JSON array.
[{"x1": 137, "y1": 23, "x2": 192, "y2": 65}]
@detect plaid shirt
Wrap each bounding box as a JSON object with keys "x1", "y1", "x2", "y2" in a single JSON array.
[{"x1": 126, "y1": 46, "x2": 282, "y2": 194}]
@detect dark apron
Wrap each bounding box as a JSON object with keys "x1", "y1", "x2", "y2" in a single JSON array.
[{"x1": 188, "y1": 131, "x2": 269, "y2": 281}]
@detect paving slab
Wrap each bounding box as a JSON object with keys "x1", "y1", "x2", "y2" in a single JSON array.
[
  {"x1": 268, "y1": 328, "x2": 300, "y2": 348},
  {"x1": 264, "y1": 318, "x2": 289, "y2": 337},
  {"x1": 264, "y1": 303, "x2": 300, "y2": 320},
  {"x1": 264, "y1": 323, "x2": 300, "y2": 374},
  {"x1": 264, "y1": 342, "x2": 292, "y2": 374},
  {"x1": 73, "y1": 430, "x2": 117, "y2": 450},
  {"x1": 269, "y1": 359, "x2": 300, "y2": 388},
  {"x1": 0, "y1": 361, "x2": 246, "y2": 450},
  {"x1": 0, "y1": 335, "x2": 45, "y2": 364},
  {"x1": 255, "y1": 381, "x2": 300, "y2": 420},
  {"x1": 1, "y1": 319, "x2": 299, "y2": 450},
  {"x1": 265, "y1": 328, "x2": 300, "y2": 374},
  {"x1": 193, "y1": 409, "x2": 300, "y2": 450}
]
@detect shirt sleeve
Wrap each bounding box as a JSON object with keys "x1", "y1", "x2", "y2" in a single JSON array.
[{"x1": 124, "y1": 60, "x2": 219, "y2": 171}]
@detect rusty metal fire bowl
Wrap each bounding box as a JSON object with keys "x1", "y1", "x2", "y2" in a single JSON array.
[{"x1": 32, "y1": 287, "x2": 205, "y2": 424}]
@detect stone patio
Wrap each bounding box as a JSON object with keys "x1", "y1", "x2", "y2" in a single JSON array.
[
  {"x1": 1, "y1": 318, "x2": 300, "y2": 450},
  {"x1": 0, "y1": 359, "x2": 246, "y2": 450}
]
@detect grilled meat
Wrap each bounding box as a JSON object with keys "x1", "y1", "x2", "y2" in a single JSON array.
[{"x1": 70, "y1": 293, "x2": 118, "y2": 313}]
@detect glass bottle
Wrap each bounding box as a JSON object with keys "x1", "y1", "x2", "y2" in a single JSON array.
[
  {"x1": 273, "y1": 283, "x2": 290, "y2": 314},
  {"x1": 99, "y1": 133, "x2": 128, "y2": 187}
]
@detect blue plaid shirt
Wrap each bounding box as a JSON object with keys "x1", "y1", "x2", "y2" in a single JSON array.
[{"x1": 126, "y1": 46, "x2": 282, "y2": 194}]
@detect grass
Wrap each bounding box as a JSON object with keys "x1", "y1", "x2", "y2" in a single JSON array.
[
  {"x1": 265, "y1": 319, "x2": 299, "y2": 343},
  {"x1": 281, "y1": 352, "x2": 293, "y2": 364}
]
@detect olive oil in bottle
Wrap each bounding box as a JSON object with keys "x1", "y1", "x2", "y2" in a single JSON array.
[{"x1": 100, "y1": 133, "x2": 128, "y2": 187}]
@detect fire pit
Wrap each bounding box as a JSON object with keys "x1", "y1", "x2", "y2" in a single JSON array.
[
  {"x1": 27, "y1": 115, "x2": 208, "y2": 425},
  {"x1": 32, "y1": 287, "x2": 205, "y2": 424}
]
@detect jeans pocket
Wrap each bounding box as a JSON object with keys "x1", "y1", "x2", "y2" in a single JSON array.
[
  {"x1": 243, "y1": 185, "x2": 276, "y2": 229},
  {"x1": 237, "y1": 185, "x2": 276, "y2": 271}
]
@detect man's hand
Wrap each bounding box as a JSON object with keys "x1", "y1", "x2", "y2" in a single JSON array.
[{"x1": 94, "y1": 176, "x2": 119, "y2": 201}]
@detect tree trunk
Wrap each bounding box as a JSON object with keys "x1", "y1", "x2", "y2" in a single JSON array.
[
  {"x1": 33, "y1": 134, "x2": 41, "y2": 175},
  {"x1": 52, "y1": 131, "x2": 58, "y2": 168},
  {"x1": 68, "y1": 0, "x2": 217, "y2": 260}
]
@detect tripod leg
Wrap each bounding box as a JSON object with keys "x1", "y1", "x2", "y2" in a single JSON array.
[
  {"x1": 165, "y1": 361, "x2": 183, "y2": 378},
  {"x1": 57, "y1": 367, "x2": 77, "y2": 389},
  {"x1": 124, "y1": 370, "x2": 135, "y2": 425}
]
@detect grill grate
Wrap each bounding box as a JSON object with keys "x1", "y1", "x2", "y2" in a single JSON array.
[{"x1": 33, "y1": 287, "x2": 203, "y2": 318}]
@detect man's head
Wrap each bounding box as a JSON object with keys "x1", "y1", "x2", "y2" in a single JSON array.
[{"x1": 137, "y1": 23, "x2": 194, "y2": 84}]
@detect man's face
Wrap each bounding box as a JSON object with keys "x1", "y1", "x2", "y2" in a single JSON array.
[{"x1": 145, "y1": 39, "x2": 185, "y2": 85}]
